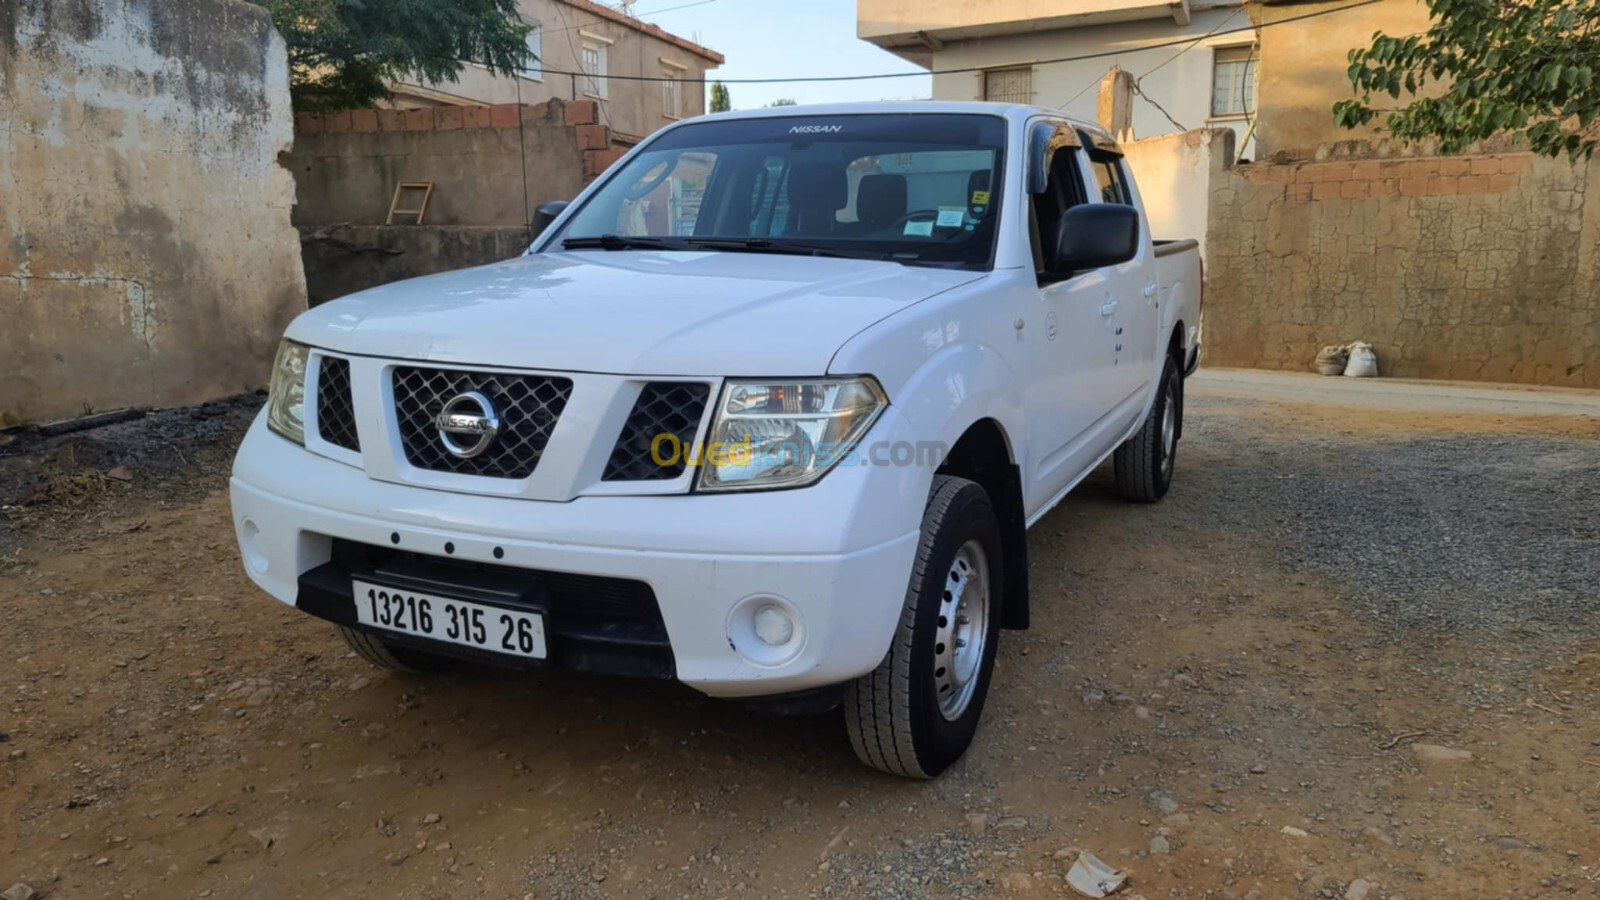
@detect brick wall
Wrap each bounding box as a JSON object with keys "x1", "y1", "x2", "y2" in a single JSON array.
[
  {"x1": 1204, "y1": 148, "x2": 1600, "y2": 387},
  {"x1": 286, "y1": 98, "x2": 626, "y2": 228}
]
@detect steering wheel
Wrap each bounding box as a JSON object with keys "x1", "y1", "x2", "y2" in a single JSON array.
[{"x1": 889, "y1": 209, "x2": 941, "y2": 229}]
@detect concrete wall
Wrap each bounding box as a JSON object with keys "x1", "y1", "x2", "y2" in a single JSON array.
[
  {"x1": 298, "y1": 226, "x2": 532, "y2": 306},
  {"x1": 1205, "y1": 149, "x2": 1600, "y2": 387},
  {"x1": 1, "y1": 0, "x2": 307, "y2": 427},
  {"x1": 285, "y1": 99, "x2": 617, "y2": 228},
  {"x1": 1250, "y1": 0, "x2": 1432, "y2": 159},
  {"x1": 923, "y1": 7, "x2": 1258, "y2": 161},
  {"x1": 390, "y1": 0, "x2": 721, "y2": 142},
  {"x1": 1123, "y1": 128, "x2": 1232, "y2": 260}
]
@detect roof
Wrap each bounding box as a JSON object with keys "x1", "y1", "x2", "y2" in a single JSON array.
[
  {"x1": 557, "y1": 0, "x2": 724, "y2": 64},
  {"x1": 681, "y1": 99, "x2": 1106, "y2": 133}
]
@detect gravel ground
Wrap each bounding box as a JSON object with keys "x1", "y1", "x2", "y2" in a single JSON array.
[
  {"x1": 1185, "y1": 400, "x2": 1600, "y2": 631},
  {"x1": 2, "y1": 372, "x2": 1598, "y2": 900}
]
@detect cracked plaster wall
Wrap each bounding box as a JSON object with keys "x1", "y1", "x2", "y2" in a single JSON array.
[
  {"x1": 1, "y1": 0, "x2": 307, "y2": 426},
  {"x1": 1204, "y1": 150, "x2": 1600, "y2": 387}
]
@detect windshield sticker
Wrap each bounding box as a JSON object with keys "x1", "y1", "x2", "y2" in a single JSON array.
[
  {"x1": 970, "y1": 190, "x2": 990, "y2": 205},
  {"x1": 936, "y1": 207, "x2": 965, "y2": 228},
  {"x1": 903, "y1": 220, "x2": 934, "y2": 237}
]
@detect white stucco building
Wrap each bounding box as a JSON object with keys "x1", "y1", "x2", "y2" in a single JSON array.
[{"x1": 857, "y1": 0, "x2": 1258, "y2": 161}]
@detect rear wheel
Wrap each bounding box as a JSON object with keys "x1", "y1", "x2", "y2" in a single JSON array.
[
  {"x1": 1114, "y1": 355, "x2": 1181, "y2": 502},
  {"x1": 846, "y1": 475, "x2": 1004, "y2": 778},
  {"x1": 337, "y1": 625, "x2": 454, "y2": 673}
]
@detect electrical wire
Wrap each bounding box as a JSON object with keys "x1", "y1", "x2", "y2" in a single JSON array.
[{"x1": 484, "y1": 0, "x2": 1383, "y2": 86}]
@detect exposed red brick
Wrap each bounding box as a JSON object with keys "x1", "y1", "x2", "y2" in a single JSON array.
[
  {"x1": 377, "y1": 108, "x2": 407, "y2": 132},
  {"x1": 1350, "y1": 161, "x2": 1382, "y2": 180},
  {"x1": 462, "y1": 106, "x2": 492, "y2": 129},
  {"x1": 1339, "y1": 180, "x2": 1369, "y2": 199},
  {"x1": 404, "y1": 108, "x2": 433, "y2": 131},
  {"x1": 575, "y1": 123, "x2": 610, "y2": 150},
  {"x1": 295, "y1": 114, "x2": 323, "y2": 135},
  {"x1": 1311, "y1": 181, "x2": 1339, "y2": 201},
  {"x1": 350, "y1": 109, "x2": 378, "y2": 133},
  {"x1": 1304, "y1": 163, "x2": 1352, "y2": 183},
  {"x1": 1438, "y1": 157, "x2": 1471, "y2": 176},
  {"x1": 565, "y1": 100, "x2": 598, "y2": 126},
  {"x1": 1243, "y1": 165, "x2": 1293, "y2": 184},
  {"x1": 1398, "y1": 176, "x2": 1429, "y2": 197},
  {"x1": 1374, "y1": 178, "x2": 1400, "y2": 197},
  {"x1": 1286, "y1": 183, "x2": 1313, "y2": 202},
  {"x1": 1456, "y1": 174, "x2": 1490, "y2": 194},
  {"x1": 1468, "y1": 156, "x2": 1498, "y2": 176},
  {"x1": 489, "y1": 103, "x2": 522, "y2": 128},
  {"x1": 1428, "y1": 174, "x2": 1459, "y2": 194},
  {"x1": 322, "y1": 110, "x2": 352, "y2": 133},
  {"x1": 435, "y1": 106, "x2": 464, "y2": 130},
  {"x1": 1500, "y1": 154, "x2": 1533, "y2": 174},
  {"x1": 522, "y1": 102, "x2": 551, "y2": 123}
]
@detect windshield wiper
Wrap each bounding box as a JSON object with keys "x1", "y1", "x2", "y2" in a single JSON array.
[
  {"x1": 677, "y1": 238, "x2": 891, "y2": 261},
  {"x1": 561, "y1": 234, "x2": 686, "y2": 251}
]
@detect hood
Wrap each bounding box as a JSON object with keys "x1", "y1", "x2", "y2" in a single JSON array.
[{"x1": 287, "y1": 250, "x2": 984, "y2": 376}]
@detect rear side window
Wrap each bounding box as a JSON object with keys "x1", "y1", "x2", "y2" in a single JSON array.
[{"x1": 1091, "y1": 158, "x2": 1131, "y2": 205}]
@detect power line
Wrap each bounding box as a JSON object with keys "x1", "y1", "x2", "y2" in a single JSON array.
[
  {"x1": 494, "y1": 0, "x2": 1382, "y2": 86},
  {"x1": 535, "y1": 0, "x2": 719, "y2": 38}
]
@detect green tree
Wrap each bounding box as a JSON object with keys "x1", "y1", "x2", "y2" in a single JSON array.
[
  {"x1": 710, "y1": 81, "x2": 731, "y2": 113},
  {"x1": 256, "y1": 0, "x2": 533, "y2": 112},
  {"x1": 768, "y1": 97, "x2": 798, "y2": 107},
  {"x1": 1334, "y1": 0, "x2": 1600, "y2": 159}
]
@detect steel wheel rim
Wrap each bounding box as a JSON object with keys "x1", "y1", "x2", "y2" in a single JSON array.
[
  {"x1": 1160, "y1": 380, "x2": 1177, "y2": 478},
  {"x1": 933, "y1": 539, "x2": 991, "y2": 721}
]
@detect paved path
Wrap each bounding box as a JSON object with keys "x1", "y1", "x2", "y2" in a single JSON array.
[{"x1": 1192, "y1": 366, "x2": 1600, "y2": 417}]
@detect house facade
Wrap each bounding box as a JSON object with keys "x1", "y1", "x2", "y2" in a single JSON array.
[
  {"x1": 388, "y1": 0, "x2": 722, "y2": 144},
  {"x1": 859, "y1": 0, "x2": 1262, "y2": 160},
  {"x1": 859, "y1": 0, "x2": 1431, "y2": 162}
]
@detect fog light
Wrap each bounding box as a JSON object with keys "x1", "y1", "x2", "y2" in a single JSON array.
[
  {"x1": 753, "y1": 604, "x2": 794, "y2": 646},
  {"x1": 240, "y1": 518, "x2": 268, "y2": 574}
]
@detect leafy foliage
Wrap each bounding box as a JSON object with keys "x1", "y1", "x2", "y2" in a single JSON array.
[
  {"x1": 709, "y1": 81, "x2": 731, "y2": 113},
  {"x1": 1334, "y1": 0, "x2": 1600, "y2": 159},
  {"x1": 256, "y1": 0, "x2": 533, "y2": 112},
  {"x1": 767, "y1": 97, "x2": 798, "y2": 107}
]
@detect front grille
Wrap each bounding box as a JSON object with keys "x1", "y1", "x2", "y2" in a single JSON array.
[
  {"x1": 393, "y1": 366, "x2": 572, "y2": 479},
  {"x1": 317, "y1": 356, "x2": 360, "y2": 451},
  {"x1": 603, "y1": 382, "x2": 711, "y2": 481}
]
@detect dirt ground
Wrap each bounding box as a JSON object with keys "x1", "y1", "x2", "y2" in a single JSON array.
[{"x1": 2, "y1": 370, "x2": 1598, "y2": 900}]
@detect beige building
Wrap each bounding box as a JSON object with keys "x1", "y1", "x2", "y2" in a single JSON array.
[
  {"x1": 858, "y1": 0, "x2": 1429, "y2": 162},
  {"x1": 390, "y1": 0, "x2": 722, "y2": 143}
]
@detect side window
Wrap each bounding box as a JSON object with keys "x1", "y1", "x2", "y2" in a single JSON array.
[
  {"x1": 592, "y1": 150, "x2": 715, "y2": 236},
  {"x1": 1091, "y1": 158, "x2": 1130, "y2": 204},
  {"x1": 1030, "y1": 136, "x2": 1088, "y2": 276}
]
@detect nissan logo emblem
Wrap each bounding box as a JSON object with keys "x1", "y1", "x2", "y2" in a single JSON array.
[{"x1": 435, "y1": 391, "x2": 500, "y2": 459}]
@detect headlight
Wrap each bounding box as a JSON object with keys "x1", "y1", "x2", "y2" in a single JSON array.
[
  {"x1": 266, "y1": 339, "x2": 310, "y2": 444},
  {"x1": 697, "y1": 377, "x2": 887, "y2": 492}
]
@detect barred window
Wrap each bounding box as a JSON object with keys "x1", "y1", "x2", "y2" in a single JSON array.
[{"x1": 983, "y1": 67, "x2": 1033, "y2": 104}]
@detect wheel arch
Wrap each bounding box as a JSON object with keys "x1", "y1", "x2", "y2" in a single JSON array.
[{"x1": 935, "y1": 418, "x2": 1029, "y2": 630}]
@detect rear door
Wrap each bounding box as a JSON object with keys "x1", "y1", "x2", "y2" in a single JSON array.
[{"x1": 1084, "y1": 142, "x2": 1158, "y2": 415}]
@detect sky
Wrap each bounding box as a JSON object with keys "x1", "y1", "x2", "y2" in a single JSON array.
[{"x1": 631, "y1": 0, "x2": 932, "y2": 109}]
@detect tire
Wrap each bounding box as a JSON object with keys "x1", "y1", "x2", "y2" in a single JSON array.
[
  {"x1": 336, "y1": 625, "x2": 454, "y2": 673},
  {"x1": 846, "y1": 475, "x2": 1004, "y2": 778},
  {"x1": 1114, "y1": 354, "x2": 1182, "y2": 503}
]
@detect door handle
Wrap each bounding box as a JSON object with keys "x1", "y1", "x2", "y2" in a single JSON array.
[
  {"x1": 1099, "y1": 299, "x2": 1118, "y2": 317},
  {"x1": 1142, "y1": 282, "x2": 1158, "y2": 298}
]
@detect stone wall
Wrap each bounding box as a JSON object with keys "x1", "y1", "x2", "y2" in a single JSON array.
[
  {"x1": 298, "y1": 226, "x2": 534, "y2": 306},
  {"x1": 1, "y1": 0, "x2": 307, "y2": 427},
  {"x1": 285, "y1": 99, "x2": 620, "y2": 228},
  {"x1": 1205, "y1": 148, "x2": 1600, "y2": 387}
]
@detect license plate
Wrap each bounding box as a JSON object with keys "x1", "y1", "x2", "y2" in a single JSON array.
[{"x1": 352, "y1": 580, "x2": 547, "y2": 659}]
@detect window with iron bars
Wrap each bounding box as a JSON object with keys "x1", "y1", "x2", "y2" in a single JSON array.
[{"x1": 983, "y1": 67, "x2": 1033, "y2": 104}]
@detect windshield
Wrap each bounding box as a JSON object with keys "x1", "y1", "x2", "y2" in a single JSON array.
[{"x1": 549, "y1": 114, "x2": 1008, "y2": 270}]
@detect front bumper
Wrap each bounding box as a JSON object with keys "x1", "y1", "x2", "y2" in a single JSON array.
[{"x1": 230, "y1": 414, "x2": 924, "y2": 698}]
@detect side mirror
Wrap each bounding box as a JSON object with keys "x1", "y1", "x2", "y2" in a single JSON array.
[
  {"x1": 531, "y1": 201, "x2": 569, "y2": 239},
  {"x1": 1046, "y1": 204, "x2": 1140, "y2": 274}
]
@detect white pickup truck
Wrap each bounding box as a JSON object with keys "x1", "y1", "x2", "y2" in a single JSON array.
[{"x1": 231, "y1": 102, "x2": 1201, "y2": 778}]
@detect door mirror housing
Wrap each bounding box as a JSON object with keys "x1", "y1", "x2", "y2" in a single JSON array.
[
  {"x1": 1045, "y1": 204, "x2": 1141, "y2": 274},
  {"x1": 531, "y1": 201, "x2": 569, "y2": 240}
]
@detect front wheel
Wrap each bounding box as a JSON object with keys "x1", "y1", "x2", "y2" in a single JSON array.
[
  {"x1": 337, "y1": 625, "x2": 455, "y2": 673},
  {"x1": 846, "y1": 475, "x2": 1004, "y2": 778},
  {"x1": 1114, "y1": 355, "x2": 1182, "y2": 503}
]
